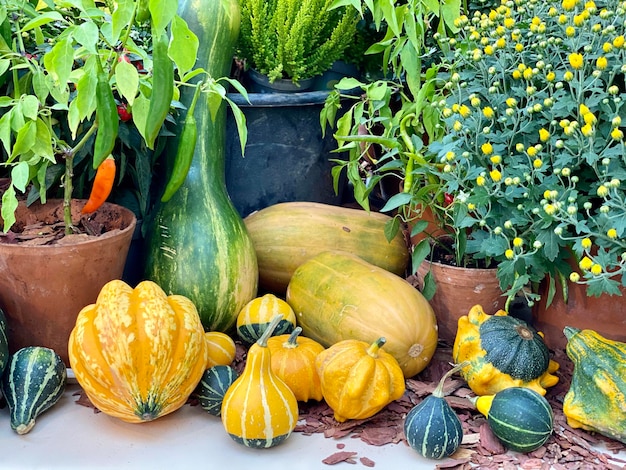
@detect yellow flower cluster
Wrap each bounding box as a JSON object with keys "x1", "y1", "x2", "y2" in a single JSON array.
[{"x1": 436, "y1": 0, "x2": 626, "y2": 296}]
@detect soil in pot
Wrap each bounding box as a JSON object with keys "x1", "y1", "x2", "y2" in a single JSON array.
[{"x1": 0, "y1": 199, "x2": 136, "y2": 366}]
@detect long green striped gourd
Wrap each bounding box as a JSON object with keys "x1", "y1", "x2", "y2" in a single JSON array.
[
  {"x1": 472, "y1": 386, "x2": 553, "y2": 453},
  {"x1": 0, "y1": 308, "x2": 8, "y2": 377},
  {"x1": 404, "y1": 363, "x2": 466, "y2": 459},
  {"x1": 1, "y1": 346, "x2": 67, "y2": 434},
  {"x1": 144, "y1": 0, "x2": 258, "y2": 332},
  {"x1": 196, "y1": 365, "x2": 238, "y2": 416}
]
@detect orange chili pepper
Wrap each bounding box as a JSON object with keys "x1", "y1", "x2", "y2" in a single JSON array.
[{"x1": 82, "y1": 156, "x2": 116, "y2": 214}]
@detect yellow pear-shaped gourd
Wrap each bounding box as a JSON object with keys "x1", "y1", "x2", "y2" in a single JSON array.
[
  {"x1": 221, "y1": 314, "x2": 298, "y2": 448},
  {"x1": 453, "y1": 305, "x2": 559, "y2": 396},
  {"x1": 68, "y1": 280, "x2": 208, "y2": 423},
  {"x1": 315, "y1": 337, "x2": 406, "y2": 422},
  {"x1": 266, "y1": 327, "x2": 325, "y2": 402}
]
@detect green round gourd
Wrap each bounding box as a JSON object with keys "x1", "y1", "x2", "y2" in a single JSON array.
[
  {"x1": 1, "y1": 346, "x2": 67, "y2": 435},
  {"x1": 479, "y1": 387, "x2": 553, "y2": 453},
  {"x1": 404, "y1": 363, "x2": 466, "y2": 460},
  {"x1": 479, "y1": 314, "x2": 550, "y2": 381},
  {"x1": 196, "y1": 365, "x2": 239, "y2": 416}
]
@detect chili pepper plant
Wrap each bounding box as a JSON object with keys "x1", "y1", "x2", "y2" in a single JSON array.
[{"x1": 0, "y1": 0, "x2": 247, "y2": 235}]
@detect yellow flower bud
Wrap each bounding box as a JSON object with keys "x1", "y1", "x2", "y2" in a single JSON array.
[
  {"x1": 490, "y1": 169, "x2": 502, "y2": 181},
  {"x1": 569, "y1": 53, "x2": 584, "y2": 69},
  {"x1": 581, "y1": 238, "x2": 592, "y2": 249},
  {"x1": 597, "y1": 184, "x2": 609, "y2": 197},
  {"x1": 533, "y1": 158, "x2": 543, "y2": 169},
  {"x1": 614, "y1": 35, "x2": 626, "y2": 48},
  {"x1": 579, "y1": 256, "x2": 593, "y2": 271},
  {"x1": 490, "y1": 155, "x2": 502, "y2": 164},
  {"x1": 513, "y1": 237, "x2": 523, "y2": 247},
  {"x1": 505, "y1": 249, "x2": 514, "y2": 259},
  {"x1": 596, "y1": 56, "x2": 608, "y2": 70},
  {"x1": 539, "y1": 128, "x2": 550, "y2": 141},
  {"x1": 570, "y1": 272, "x2": 581, "y2": 283},
  {"x1": 611, "y1": 128, "x2": 624, "y2": 140},
  {"x1": 546, "y1": 71, "x2": 556, "y2": 82},
  {"x1": 481, "y1": 142, "x2": 494, "y2": 155},
  {"x1": 477, "y1": 175, "x2": 486, "y2": 186},
  {"x1": 562, "y1": 0, "x2": 578, "y2": 10},
  {"x1": 564, "y1": 71, "x2": 574, "y2": 81},
  {"x1": 483, "y1": 107, "x2": 495, "y2": 119},
  {"x1": 591, "y1": 264, "x2": 603, "y2": 275},
  {"x1": 459, "y1": 105, "x2": 471, "y2": 118},
  {"x1": 506, "y1": 98, "x2": 518, "y2": 107},
  {"x1": 608, "y1": 228, "x2": 618, "y2": 239}
]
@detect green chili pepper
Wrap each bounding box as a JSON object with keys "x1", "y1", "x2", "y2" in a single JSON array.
[
  {"x1": 160, "y1": 85, "x2": 201, "y2": 202},
  {"x1": 135, "y1": 0, "x2": 150, "y2": 23},
  {"x1": 144, "y1": 30, "x2": 174, "y2": 150},
  {"x1": 93, "y1": 56, "x2": 119, "y2": 168}
]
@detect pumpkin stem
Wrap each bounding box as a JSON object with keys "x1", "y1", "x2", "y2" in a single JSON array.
[
  {"x1": 284, "y1": 326, "x2": 302, "y2": 349},
  {"x1": 367, "y1": 337, "x2": 387, "y2": 357},
  {"x1": 432, "y1": 361, "x2": 469, "y2": 398},
  {"x1": 257, "y1": 314, "x2": 284, "y2": 348},
  {"x1": 563, "y1": 326, "x2": 580, "y2": 341}
]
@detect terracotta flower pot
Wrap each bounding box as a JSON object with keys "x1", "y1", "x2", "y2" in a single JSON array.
[
  {"x1": 416, "y1": 260, "x2": 506, "y2": 345},
  {"x1": 532, "y1": 279, "x2": 626, "y2": 351},
  {"x1": 0, "y1": 199, "x2": 136, "y2": 366}
]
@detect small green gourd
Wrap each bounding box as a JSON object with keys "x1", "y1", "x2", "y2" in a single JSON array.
[
  {"x1": 195, "y1": 365, "x2": 239, "y2": 417},
  {"x1": 1, "y1": 346, "x2": 67, "y2": 434},
  {"x1": 404, "y1": 362, "x2": 467, "y2": 459}
]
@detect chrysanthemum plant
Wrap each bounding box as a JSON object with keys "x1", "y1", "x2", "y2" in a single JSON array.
[{"x1": 432, "y1": 0, "x2": 626, "y2": 306}]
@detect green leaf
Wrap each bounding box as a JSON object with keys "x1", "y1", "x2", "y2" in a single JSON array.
[
  {"x1": 131, "y1": 93, "x2": 150, "y2": 143},
  {"x1": 1, "y1": 185, "x2": 18, "y2": 233},
  {"x1": 169, "y1": 15, "x2": 199, "y2": 78},
  {"x1": 225, "y1": 97, "x2": 248, "y2": 157},
  {"x1": 0, "y1": 58, "x2": 9, "y2": 77},
  {"x1": 11, "y1": 161, "x2": 30, "y2": 192},
  {"x1": 0, "y1": 111, "x2": 11, "y2": 154},
  {"x1": 10, "y1": 120, "x2": 36, "y2": 160},
  {"x1": 33, "y1": 117, "x2": 54, "y2": 162},
  {"x1": 420, "y1": 269, "x2": 437, "y2": 300},
  {"x1": 19, "y1": 94, "x2": 40, "y2": 122},
  {"x1": 115, "y1": 59, "x2": 139, "y2": 106},
  {"x1": 73, "y1": 21, "x2": 99, "y2": 54},
  {"x1": 384, "y1": 216, "x2": 401, "y2": 242},
  {"x1": 380, "y1": 191, "x2": 412, "y2": 213},
  {"x1": 20, "y1": 11, "x2": 65, "y2": 32},
  {"x1": 43, "y1": 38, "x2": 75, "y2": 87},
  {"x1": 111, "y1": 0, "x2": 134, "y2": 44},
  {"x1": 150, "y1": 0, "x2": 177, "y2": 35}
]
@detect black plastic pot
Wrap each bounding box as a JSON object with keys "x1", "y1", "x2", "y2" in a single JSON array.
[{"x1": 225, "y1": 89, "x2": 346, "y2": 217}]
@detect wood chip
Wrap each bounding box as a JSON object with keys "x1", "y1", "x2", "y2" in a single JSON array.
[{"x1": 322, "y1": 451, "x2": 358, "y2": 465}]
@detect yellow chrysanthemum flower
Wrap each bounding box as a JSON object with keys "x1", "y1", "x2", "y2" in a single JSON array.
[
  {"x1": 608, "y1": 228, "x2": 618, "y2": 239},
  {"x1": 490, "y1": 169, "x2": 502, "y2": 182},
  {"x1": 614, "y1": 35, "x2": 625, "y2": 48},
  {"x1": 597, "y1": 185, "x2": 609, "y2": 197},
  {"x1": 581, "y1": 238, "x2": 592, "y2": 249},
  {"x1": 562, "y1": 0, "x2": 578, "y2": 10},
  {"x1": 477, "y1": 176, "x2": 486, "y2": 186},
  {"x1": 513, "y1": 237, "x2": 523, "y2": 247},
  {"x1": 481, "y1": 142, "x2": 494, "y2": 155},
  {"x1": 591, "y1": 264, "x2": 603, "y2": 275},
  {"x1": 527, "y1": 146, "x2": 538, "y2": 157},
  {"x1": 569, "y1": 53, "x2": 584, "y2": 69},
  {"x1": 533, "y1": 158, "x2": 543, "y2": 169},
  {"x1": 523, "y1": 68, "x2": 533, "y2": 80},
  {"x1": 539, "y1": 128, "x2": 550, "y2": 141},
  {"x1": 453, "y1": 120, "x2": 463, "y2": 132},
  {"x1": 496, "y1": 37, "x2": 506, "y2": 48},
  {"x1": 504, "y1": 17, "x2": 515, "y2": 28},
  {"x1": 505, "y1": 249, "x2": 515, "y2": 259},
  {"x1": 484, "y1": 45, "x2": 495, "y2": 55},
  {"x1": 603, "y1": 42, "x2": 613, "y2": 53},
  {"x1": 483, "y1": 107, "x2": 495, "y2": 119},
  {"x1": 459, "y1": 105, "x2": 471, "y2": 118},
  {"x1": 546, "y1": 71, "x2": 556, "y2": 82},
  {"x1": 579, "y1": 257, "x2": 593, "y2": 271},
  {"x1": 573, "y1": 14, "x2": 585, "y2": 26},
  {"x1": 583, "y1": 113, "x2": 597, "y2": 125},
  {"x1": 566, "y1": 26, "x2": 576, "y2": 37},
  {"x1": 596, "y1": 56, "x2": 608, "y2": 70},
  {"x1": 544, "y1": 203, "x2": 556, "y2": 215},
  {"x1": 490, "y1": 155, "x2": 502, "y2": 164},
  {"x1": 611, "y1": 128, "x2": 624, "y2": 140},
  {"x1": 506, "y1": 97, "x2": 518, "y2": 107},
  {"x1": 581, "y1": 124, "x2": 594, "y2": 137},
  {"x1": 564, "y1": 71, "x2": 574, "y2": 81}
]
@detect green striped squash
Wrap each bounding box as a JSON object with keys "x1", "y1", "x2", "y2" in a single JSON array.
[
  {"x1": 1, "y1": 346, "x2": 67, "y2": 434},
  {"x1": 196, "y1": 365, "x2": 239, "y2": 416},
  {"x1": 474, "y1": 387, "x2": 553, "y2": 453},
  {"x1": 0, "y1": 308, "x2": 8, "y2": 377},
  {"x1": 236, "y1": 294, "x2": 296, "y2": 345},
  {"x1": 144, "y1": 0, "x2": 258, "y2": 332},
  {"x1": 404, "y1": 363, "x2": 466, "y2": 459}
]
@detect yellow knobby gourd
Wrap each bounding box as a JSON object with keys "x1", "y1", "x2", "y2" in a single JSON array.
[
  {"x1": 221, "y1": 314, "x2": 298, "y2": 448},
  {"x1": 68, "y1": 280, "x2": 208, "y2": 423},
  {"x1": 562, "y1": 326, "x2": 626, "y2": 444},
  {"x1": 315, "y1": 337, "x2": 406, "y2": 423},
  {"x1": 453, "y1": 305, "x2": 559, "y2": 396}
]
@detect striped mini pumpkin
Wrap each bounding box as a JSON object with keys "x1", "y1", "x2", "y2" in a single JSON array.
[
  {"x1": 196, "y1": 365, "x2": 238, "y2": 416},
  {"x1": 1, "y1": 346, "x2": 66, "y2": 435},
  {"x1": 236, "y1": 294, "x2": 296, "y2": 345}
]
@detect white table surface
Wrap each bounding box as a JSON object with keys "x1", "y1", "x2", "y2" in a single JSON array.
[{"x1": 0, "y1": 383, "x2": 441, "y2": 470}]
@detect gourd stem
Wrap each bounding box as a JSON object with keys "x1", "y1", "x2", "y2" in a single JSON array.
[
  {"x1": 433, "y1": 361, "x2": 469, "y2": 398},
  {"x1": 367, "y1": 337, "x2": 387, "y2": 357},
  {"x1": 563, "y1": 326, "x2": 580, "y2": 340},
  {"x1": 284, "y1": 327, "x2": 302, "y2": 348},
  {"x1": 257, "y1": 314, "x2": 284, "y2": 347}
]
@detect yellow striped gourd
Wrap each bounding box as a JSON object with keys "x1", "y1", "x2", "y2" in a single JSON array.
[
  {"x1": 221, "y1": 314, "x2": 298, "y2": 448},
  {"x1": 68, "y1": 280, "x2": 209, "y2": 423}
]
